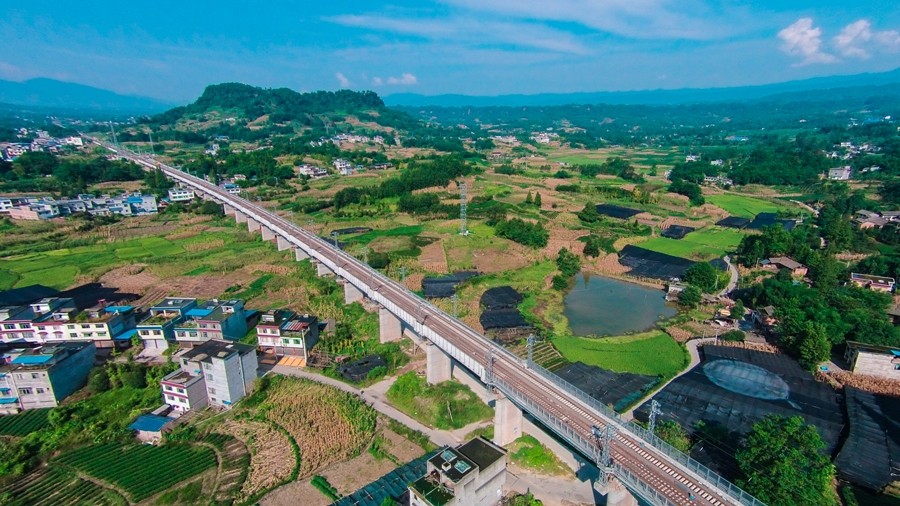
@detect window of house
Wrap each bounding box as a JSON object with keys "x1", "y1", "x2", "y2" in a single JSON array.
[
  {"x1": 163, "y1": 385, "x2": 171, "y2": 391},
  {"x1": 67, "y1": 324, "x2": 75, "y2": 329},
  {"x1": 177, "y1": 388, "x2": 185, "y2": 394},
  {"x1": 206, "y1": 373, "x2": 213, "y2": 381},
  {"x1": 166, "y1": 395, "x2": 174, "y2": 401},
  {"x1": 69, "y1": 333, "x2": 78, "y2": 338},
  {"x1": 31, "y1": 373, "x2": 39, "y2": 379},
  {"x1": 3, "y1": 324, "x2": 14, "y2": 330},
  {"x1": 35, "y1": 388, "x2": 45, "y2": 394},
  {"x1": 18, "y1": 388, "x2": 33, "y2": 395},
  {"x1": 210, "y1": 397, "x2": 217, "y2": 403},
  {"x1": 140, "y1": 330, "x2": 149, "y2": 336},
  {"x1": 18, "y1": 323, "x2": 30, "y2": 329},
  {"x1": 203, "y1": 362, "x2": 211, "y2": 370},
  {"x1": 98, "y1": 332, "x2": 107, "y2": 337},
  {"x1": 182, "y1": 359, "x2": 188, "y2": 366},
  {"x1": 208, "y1": 387, "x2": 216, "y2": 395}
]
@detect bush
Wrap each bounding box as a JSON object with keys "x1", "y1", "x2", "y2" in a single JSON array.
[
  {"x1": 495, "y1": 218, "x2": 549, "y2": 248},
  {"x1": 720, "y1": 330, "x2": 745, "y2": 342},
  {"x1": 311, "y1": 475, "x2": 340, "y2": 500},
  {"x1": 551, "y1": 274, "x2": 568, "y2": 291},
  {"x1": 87, "y1": 368, "x2": 110, "y2": 394}
]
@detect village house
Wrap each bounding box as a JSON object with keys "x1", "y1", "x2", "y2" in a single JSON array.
[
  {"x1": 220, "y1": 182, "x2": 241, "y2": 194},
  {"x1": 828, "y1": 166, "x2": 853, "y2": 180},
  {"x1": 0, "y1": 342, "x2": 96, "y2": 413},
  {"x1": 31, "y1": 300, "x2": 137, "y2": 349},
  {"x1": 255, "y1": 309, "x2": 319, "y2": 361},
  {"x1": 371, "y1": 162, "x2": 393, "y2": 170},
  {"x1": 751, "y1": 306, "x2": 777, "y2": 333},
  {"x1": 849, "y1": 273, "x2": 895, "y2": 293},
  {"x1": 853, "y1": 210, "x2": 889, "y2": 229},
  {"x1": 5, "y1": 193, "x2": 158, "y2": 220},
  {"x1": 296, "y1": 164, "x2": 327, "y2": 178},
  {"x1": 167, "y1": 187, "x2": 195, "y2": 202},
  {"x1": 173, "y1": 299, "x2": 249, "y2": 348},
  {"x1": 765, "y1": 256, "x2": 808, "y2": 277},
  {"x1": 161, "y1": 340, "x2": 258, "y2": 412},
  {"x1": 138, "y1": 298, "x2": 198, "y2": 351},
  {"x1": 409, "y1": 437, "x2": 508, "y2": 506},
  {"x1": 843, "y1": 341, "x2": 900, "y2": 380},
  {"x1": 333, "y1": 158, "x2": 353, "y2": 172}
]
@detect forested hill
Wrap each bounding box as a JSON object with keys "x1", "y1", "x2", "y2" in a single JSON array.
[{"x1": 149, "y1": 83, "x2": 387, "y2": 125}]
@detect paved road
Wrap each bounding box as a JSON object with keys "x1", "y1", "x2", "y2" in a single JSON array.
[{"x1": 719, "y1": 255, "x2": 739, "y2": 297}]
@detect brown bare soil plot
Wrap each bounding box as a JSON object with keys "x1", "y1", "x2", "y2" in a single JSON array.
[
  {"x1": 418, "y1": 240, "x2": 448, "y2": 273},
  {"x1": 219, "y1": 419, "x2": 295, "y2": 502}
]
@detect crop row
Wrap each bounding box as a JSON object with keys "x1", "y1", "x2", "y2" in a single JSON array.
[
  {"x1": 3, "y1": 465, "x2": 125, "y2": 506},
  {"x1": 56, "y1": 442, "x2": 216, "y2": 502},
  {"x1": 0, "y1": 408, "x2": 50, "y2": 436}
]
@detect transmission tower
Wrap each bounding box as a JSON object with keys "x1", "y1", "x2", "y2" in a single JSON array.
[
  {"x1": 485, "y1": 347, "x2": 496, "y2": 387},
  {"x1": 648, "y1": 400, "x2": 662, "y2": 434},
  {"x1": 592, "y1": 424, "x2": 618, "y2": 488},
  {"x1": 526, "y1": 334, "x2": 538, "y2": 366},
  {"x1": 148, "y1": 131, "x2": 155, "y2": 156},
  {"x1": 459, "y1": 181, "x2": 469, "y2": 236},
  {"x1": 108, "y1": 122, "x2": 120, "y2": 151}
]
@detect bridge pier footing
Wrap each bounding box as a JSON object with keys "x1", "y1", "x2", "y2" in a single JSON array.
[
  {"x1": 261, "y1": 227, "x2": 276, "y2": 242},
  {"x1": 344, "y1": 283, "x2": 364, "y2": 304},
  {"x1": 599, "y1": 478, "x2": 638, "y2": 506},
  {"x1": 247, "y1": 218, "x2": 261, "y2": 233},
  {"x1": 379, "y1": 307, "x2": 402, "y2": 343},
  {"x1": 426, "y1": 342, "x2": 452, "y2": 385},
  {"x1": 295, "y1": 248, "x2": 309, "y2": 261},
  {"x1": 493, "y1": 394, "x2": 523, "y2": 447},
  {"x1": 234, "y1": 211, "x2": 248, "y2": 224},
  {"x1": 223, "y1": 204, "x2": 235, "y2": 216},
  {"x1": 316, "y1": 262, "x2": 334, "y2": 277},
  {"x1": 276, "y1": 236, "x2": 291, "y2": 251}
]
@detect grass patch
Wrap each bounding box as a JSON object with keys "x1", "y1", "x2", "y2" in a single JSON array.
[
  {"x1": 387, "y1": 419, "x2": 438, "y2": 453},
  {"x1": 348, "y1": 225, "x2": 424, "y2": 244},
  {"x1": 508, "y1": 435, "x2": 571, "y2": 477},
  {"x1": 386, "y1": 372, "x2": 493, "y2": 430},
  {"x1": 552, "y1": 331, "x2": 687, "y2": 377},
  {"x1": 706, "y1": 194, "x2": 788, "y2": 218},
  {"x1": 639, "y1": 226, "x2": 745, "y2": 261}
]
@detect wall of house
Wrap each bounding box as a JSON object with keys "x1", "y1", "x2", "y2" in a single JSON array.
[
  {"x1": 239, "y1": 351, "x2": 258, "y2": 397},
  {"x1": 46, "y1": 343, "x2": 96, "y2": 403},
  {"x1": 11, "y1": 370, "x2": 57, "y2": 409},
  {"x1": 206, "y1": 357, "x2": 238, "y2": 407}
]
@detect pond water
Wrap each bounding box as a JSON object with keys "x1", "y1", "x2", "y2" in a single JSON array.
[{"x1": 563, "y1": 274, "x2": 677, "y2": 336}]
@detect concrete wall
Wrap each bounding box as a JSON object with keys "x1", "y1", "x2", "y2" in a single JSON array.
[
  {"x1": 46, "y1": 342, "x2": 96, "y2": 404},
  {"x1": 851, "y1": 351, "x2": 899, "y2": 380}
]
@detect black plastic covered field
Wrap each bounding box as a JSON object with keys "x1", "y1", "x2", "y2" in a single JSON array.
[
  {"x1": 555, "y1": 362, "x2": 658, "y2": 412},
  {"x1": 422, "y1": 271, "x2": 479, "y2": 298},
  {"x1": 834, "y1": 387, "x2": 900, "y2": 490},
  {"x1": 618, "y1": 245, "x2": 696, "y2": 280},
  {"x1": 661, "y1": 225, "x2": 695, "y2": 239},
  {"x1": 596, "y1": 203, "x2": 642, "y2": 219},
  {"x1": 480, "y1": 286, "x2": 523, "y2": 310},
  {"x1": 339, "y1": 355, "x2": 387, "y2": 382}
]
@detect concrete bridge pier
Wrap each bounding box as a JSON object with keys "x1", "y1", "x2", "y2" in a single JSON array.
[
  {"x1": 344, "y1": 283, "x2": 364, "y2": 304},
  {"x1": 234, "y1": 211, "x2": 248, "y2": 224},
  {"x1": 426, "y1": 342, "x2": 452, "y2": 385},
  {"x1": 295, "y1": 248, "x2": 309, "y2": 261},
  {"x1": 379, "y1": 307, "x2": 403, "y2": 343},
  {"x1": 276, "y1": 236, "x2": 291, "y2": 251},
  {"x1": 247, "y1": 218, "x2": 261, "y2": 233},
  {"x1": 223, "y1": 204, "x2": 235, "y2": 216},
  {"x1": 599, "y1": 478, "x2": 638, "y2": 506},
  {"x1": 261, "y1": 227, "x2": 276, "y2": 242},
  {"x1": 316, "y1": 261, "x2": 334, "y2": 277},
  {"x1": 493, "y1": 394, "x2": 523, "y2": 447}
]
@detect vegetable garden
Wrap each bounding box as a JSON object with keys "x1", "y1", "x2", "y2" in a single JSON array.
[
  {"x1": 1, "y1": 466, "x2": 126, "y2": 506},
  {"x1": 55, "y1": 442, "x2": 216, "y2": 502},
  {"x1": 0, "y1": 408, "x2": 50, "y2": 436}
]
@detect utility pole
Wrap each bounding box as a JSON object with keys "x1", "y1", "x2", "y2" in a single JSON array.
[
  {"x1": 648, "y1": 400, "x2": 662, "y2": 434},
  {"x1": 148, "y1": 131, "x2": 155, "y2": 156},
  {"x1": 400, "y1": 266, "x2": 407, "y2": 284},
  {"x1": 108, "y1": 122, "x2": 120, "y2": 151},
  {"x1": 451, "y1": 293, "x2": 458, "y2": 318},
  {"x1": 332, "y1": 231, "x2": 339, "y2": 248},
  {"x1": 362, "y1": 245, "x2": 369, "y2": 265},
  {"x1": 594, "y1": 424, "x2": 618, "y2": 488},
  {"x1": 459, "y1": 180, "x2": 468, "y2": 236},
  {"x1": 485, "y1": 347, "x2": 495, "y2": 387},
  {"x1": 526, "y1": 333, "x2": 537, "y2": 366}
]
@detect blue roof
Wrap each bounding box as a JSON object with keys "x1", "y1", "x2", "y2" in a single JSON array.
[
  {"x1": 104, "y1": 305, "x2": 133, "y2": 313},
  {"x1": 0, "y1": 397, "x2": 19, "y2": 404},
  {"x1": 11, "y1": 354, "x2": 53, "y2": 365},
  {"x1": 115, "y1": 329, "x2": 139, "y2": 341},
  {"x1": 125, "y1": 196, "x2": 144, "y2": 203},
  {"x1": 186, "y1": 308, "x2": 213, "y2": 318},
  {"x1": 891, "y1": 349, "x2": 900, "y2": 357},
  {"x1": 128, "y1": 414, "x2": 172, "y2": 432}
]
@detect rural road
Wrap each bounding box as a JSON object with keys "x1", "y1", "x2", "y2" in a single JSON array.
[{"x1": 719, "y1": 255, "x2": 739, "y2": 297}]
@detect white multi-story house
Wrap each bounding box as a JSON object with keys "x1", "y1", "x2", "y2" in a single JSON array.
[
  {"x1": 0, "y1": 342, "x2": 96, "y2": 413},
  {"x1": 255, "y1": 309, "x2": 319, "y2": 360},
  {"x1": 168, "y1": 187, "x2": 195, "y2": 202},
  {"x1": 161, "y1": 340, "x2": 258, "y2": 411},
  {"x1": 297, "y1": 164, "x2": 327, "y2": 178},
  {"x1": 31, "y1": 300, "x2": 136, "y2": 349},
  {"x1": 332, "y1": 159, "x2": 352, "y2": 172}
]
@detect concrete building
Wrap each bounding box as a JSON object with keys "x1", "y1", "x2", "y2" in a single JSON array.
[
  {"x1": 255, "y1": 309, "x2": 319, "y2": 360},
  {"x1": 220, "y1": 183, "x2": 241, "y2": 194},
  {"x1": 167, "y1": 187, "x2": 196, "y2": 202},
  {"x1": 32, "y1": 300, "x2": 136, "y2": 349},
  {"x1": 409, "y1": 437, "x2": 507, "y2": 506},
  {"x1": 766, "y1": 257, "x2": 808, "y2": 277},
  {"x1": 5, "y1": 193, "x2": 158, "y2": 220},
  {"x1": 844, "y1": 341, "x2": 900, "y2": 380},
  {"x1": 162, "y1": 340, "x2": 258, "y2": 411},
  {"x1": 828, "y1": 166, "x2": 853, "y2": 180},
  {"x1": 296, "y1": 164, "x2": 328, "y2": 178},
  {"x1": 138, "y1": 298, "x2": 198, "y2": 351},
  {"x1": 174, "y1": 299, "x2": 248, "y2": 347},
  {"x1": 0, "y1": 342, "x2": 96, "y2": 413},
  {"x1": 850, "y1": 273, "x2": 895, "y2": 293}
]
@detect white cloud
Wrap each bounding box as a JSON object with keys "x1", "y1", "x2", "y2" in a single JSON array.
[
  {"x1": 371, "y1": 76, "x2": 384, "y2": 86},
  {"x1": 387, "y1": 73, "x2": 417, "y2": 85},
  {"x1": 335, "y1": 72, "x2": 350, "y2": 87},
  {"x1": 833, "y1": 19, "x2": 900, "y2": 59},
  {"x1": 778, "y1": 18, "x2": 836, "y2": 65}
]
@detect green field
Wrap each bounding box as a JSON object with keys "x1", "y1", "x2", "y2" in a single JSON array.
[
  {"x1": 2, "y1": 466, "x2": 127, "y2": 506},
  {"x1": 639, "y1": 226, "x2": 745, "y2": 260},
  {"x1": 0, "y1": 408, "x2": 50, "y2": 436},
  {"x1": 386, "y1": 372, "x2": 493, "y2": 430},
  {"x1": 706, "y1": 194, "x2": 789, "y2": 218},
  {"x1": 56, "y1": 442, "x2": 216, "y2": 502},
  {"x1": 552, "y1": 331, "x2": 688, "y2": 377}
]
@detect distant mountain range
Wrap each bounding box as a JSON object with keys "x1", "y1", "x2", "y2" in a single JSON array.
[
  {"x1": 0, "y1": 78, "x2": 175, "y2": 114},
  {"x1": 385, "y1": 68, "x2": 900, "y2": 107}
]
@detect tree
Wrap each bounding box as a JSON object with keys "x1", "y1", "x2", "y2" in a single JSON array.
[
  {"x1": 798, "y1": 322, "x2": 831, "y2": 370},
  {"x1": 732, "y1": 300, "x2": 745, "y2": 318},
  {"x1": 583, "y1": 235, "x2": 604, "y2": 257},
  {"x1": 87, "y1": 368, "x2": 110, "y2": 394},
  {"x1": 207, "y1": 168, "x2": 218, "y2": 185},
  {"x1": 683, "y1": 263, "x2": 718, "y2": 292},
  {"x1": 577, "y1": 203, "x2": 599, "y2": 224},
  {"x1": 525, "y1": 191, "x2": 533, "y2": 205},
  {"x1": 556, "y1": 247, "x2": 581, "y2": 278},
  {"x1": 737, "y1": 415, "x2": 835, "y2": 506},
  {"x1": 679, "y1": 285, "x2": 702, "y2": 309},
  {"x1": 655, "y1": 419, "x2": 691, "y2": 452},
  {"x1": 533, "y1": 192, "x2": 542, "y2": 207}
]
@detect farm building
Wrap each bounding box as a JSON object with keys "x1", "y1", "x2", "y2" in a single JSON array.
[
  {"x1": 849, "y1": 273, "x2": 895, "y2": 293},
  {"x1": 765, "y1": 257, "x2": 808, "y2": 277},
  {"x1": 255, "y1": 309, "x2": 319, "y2": 360},
  {"x1": 843, "y1": 341, "x2": 900, "y2": 380},
  {"x1": 128, "y1": 413, "x2": 176, "y2": 443},
  {"x1": 162, "y1": 340, "x2": 258, "y2": 412}
]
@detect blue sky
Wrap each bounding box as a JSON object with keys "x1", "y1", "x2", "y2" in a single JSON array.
[{"x1": 2, "y1": 1, "x2": 899, "y2": 103}]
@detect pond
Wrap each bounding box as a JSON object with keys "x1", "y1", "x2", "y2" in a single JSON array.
[{"x1": 563, "y1": 274, "x2": 677, "y2": 336}]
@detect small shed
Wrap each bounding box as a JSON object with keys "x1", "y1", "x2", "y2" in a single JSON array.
[{"x1": 128, "y1": 414, "x2": 175, "y2": 443}]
